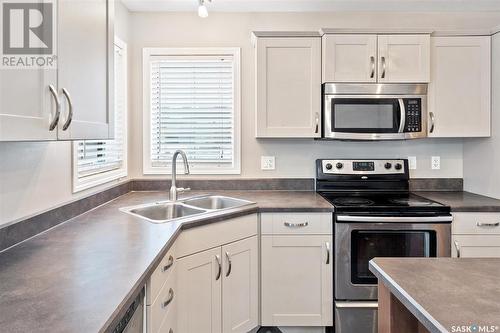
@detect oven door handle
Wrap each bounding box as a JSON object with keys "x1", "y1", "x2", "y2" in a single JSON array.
[
  {"x1": 336, "y1": 215, "x2": 453, "y2": 223},
  {"x1": 398, "y1": 98, "x2": 406, "y2": 133},
  {"x1": 335, "y1": 301, "x2": 378, "y2": 309}
]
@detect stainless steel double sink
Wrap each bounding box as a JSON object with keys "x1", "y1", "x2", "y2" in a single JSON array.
[{"x1": 120, "y1": 195, "x2": 255, "y2": 224}]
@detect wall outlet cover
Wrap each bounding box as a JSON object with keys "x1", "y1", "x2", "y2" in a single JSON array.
[
  {"x1": 408, "y1": 156, "x2": 417, "y2": 170},
  {"x1": 431, "y1": 156, "x2": 441, "y2": 170},
  {"x1": 261, "y1": 156, "x2": 275, "y2": 170}
]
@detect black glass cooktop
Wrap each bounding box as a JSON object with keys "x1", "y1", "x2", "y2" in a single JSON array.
[{"x1": 319, "y1": 192, "x2": 450, "y2": 215}]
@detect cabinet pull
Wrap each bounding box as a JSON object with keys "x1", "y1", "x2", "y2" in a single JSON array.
[
  {"x1": 284, "y1": 222, "x2": 308, "y2": 228},
  {"x1": 314, "y1": 113, "x2": 319, "y2": 134},
  {"x1": 454, "y1": 241, "x2": 461, "y2": 258},
  {"x1": 225, "y1": 252, "x2": 232, "y2": 277},
  {"x1": 162, "y1": 255, "x2": 174, "y2": 272},
  {"x1": 61, "y1": 88, "x2": 74, "y2": 131},
  {"x1": 370, "y1": 56, "x2": 375, "y2": 78},
  {"x1": 477, "y1": 222, "x2": 500, "y2": 227},
  {"x1": 325, "y1": 242, "x2": 330, "y2": 265},
  {"x1": 381, "y1": 56, "x2": 386, "y2": 79},
  {"x1": 48, "y1": 85, "x2": 61, "y2": 131},
  {"x1": 429, "y1": 112, "x2": 435, "y2": 133},
  {"x1": 161, "y1": 288, "x2": 174, "y2": 309},
  {"x1": 215, "y1": 254, "x2": 222, "y2": 280}
]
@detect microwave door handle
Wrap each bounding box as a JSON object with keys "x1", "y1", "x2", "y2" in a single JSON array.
[{"x1": 398, "y1": 98, "x2": 406, "y2": 133}]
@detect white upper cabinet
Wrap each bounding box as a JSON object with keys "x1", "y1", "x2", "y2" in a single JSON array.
[
  {"x1": 428, "y1": 36, "x2": 491, "y2": 137},
  {"x1": 57, "y1": 0, "x2": 113, "y2": 140},
  {"x1": 377, "y1": 35, "x2": 430, "y2": 83},
  {"x1": 322, "y1": 35, "x2": 378, "y2": 83},
  {"x1": 255, "y1": 36, "x2": 322, "y2": 138},
  {"x1": 0, "y1": 0, "x2": 113, "y2": 141}
]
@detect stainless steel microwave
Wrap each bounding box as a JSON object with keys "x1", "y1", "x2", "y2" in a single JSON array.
[{"x1": 323, "y1": 83, "x2": 428, "y2": 140}]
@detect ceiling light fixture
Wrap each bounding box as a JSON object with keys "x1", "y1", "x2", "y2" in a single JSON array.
[{"x1": 198, "y1": 0, "x2": 210, "y2": 18}]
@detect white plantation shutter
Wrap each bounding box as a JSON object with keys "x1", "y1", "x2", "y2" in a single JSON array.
[
  {"x1": 148, "y1": 52, "x2": 239, "y2": 173},
  {"x1": 73, "y1": 39, "x2": 127, "y2": 191}
]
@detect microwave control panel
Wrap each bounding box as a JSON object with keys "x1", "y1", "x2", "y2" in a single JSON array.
[{"x1": 404, "y1": 99, "x2": 422, "y2": 133}]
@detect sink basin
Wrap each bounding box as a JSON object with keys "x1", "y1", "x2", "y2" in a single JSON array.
[
  {"x1": 182, "y1": 195, "x2": 254, "y2": 210},
  {"x1": 127, "y1": 203, "x2": 206, "y2": 223}
]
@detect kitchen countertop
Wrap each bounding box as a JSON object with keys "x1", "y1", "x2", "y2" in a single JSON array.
[
  {"x1": 416, "y1": 191, "x2": 500, "y2": 212},
  {"x1": 0, "y1": 190, "x2": 332, "y2": 333},
  {"x1": 369, "y1": 258, "x2": 500, "y2": 333}
]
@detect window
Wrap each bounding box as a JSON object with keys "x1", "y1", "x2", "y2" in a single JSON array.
[
  {"x1": 143, "y1": 48, "x2": 241, "y2": 174},
  {"x1": 72, "y1": 37, "x2": 128, "y2": 192}
]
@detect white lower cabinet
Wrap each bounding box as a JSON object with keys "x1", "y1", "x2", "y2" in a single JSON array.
[
  {"x1": 452, "y1": 213, "x2": 500, "y2": 258},
  {"x1": 261, "y1": 235, "x2": 333, "y2": 326}
]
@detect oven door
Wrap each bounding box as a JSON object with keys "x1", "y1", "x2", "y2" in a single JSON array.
[
  {"x1": 334, "y1": 215, "x2": 451, "y2": 300},
  {"x1": 324, "y1": 95, "x2": 406, "y2": 140}
]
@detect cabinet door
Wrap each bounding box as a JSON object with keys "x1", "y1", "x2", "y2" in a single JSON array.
[
  {"x1": 428, "y1": 36, "x2": 491, "y2": 137},
  {"x1": 177, "y1": 247, "x2": 222, "y2": 333},
  {"x1": 222, "y1": 236, "x2": 258, "y2": 333},
  {"x1": 256, "y1": 37, "x2": 321, "y2": 138},
  {"x1": 322, "y1": 35, "x2": 377, "y2": 83},
  {"x1": 57, "y1": 0, "x2": 113, "y2": 140},
  {"x1": 261, "y1": 235, "x2": 333, "y2": 326},
  {"x1": 377, "y1": 35, "x2": 430, "y2": 83},
  {"x1": 453, "y1": 235, "x2": 500, "y2": 258}
]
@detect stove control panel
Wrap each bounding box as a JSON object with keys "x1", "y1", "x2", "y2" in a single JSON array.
[{"x1": 321, "y1": 159, "x2": 406, "y2": 175}]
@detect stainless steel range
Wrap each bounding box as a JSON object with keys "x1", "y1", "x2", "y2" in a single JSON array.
[{"x1": 315, "y1": 159, "x2": 452, "y2": 333}]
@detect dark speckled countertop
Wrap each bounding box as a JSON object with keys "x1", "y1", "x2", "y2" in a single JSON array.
[
  {"x1": 0, "y1": 190, "x2": 333, "y2": 333},
  {"x1": 416, "y1": 191, "x2": 500, "y2": 212},
  {"x1": 370, "y1": 258, "x2": 500, "y2": 333}
]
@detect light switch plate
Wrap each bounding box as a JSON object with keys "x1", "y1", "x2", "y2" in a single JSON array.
[
  {"x1": 261, "y1": 156, "x2": 275, "y2": 170},
  {"x1": 408, "y1": 156, "x2": 417, "y2": 170},
  {"x1": 431, "y1": 156, "x2": 441, "y2": 170}
]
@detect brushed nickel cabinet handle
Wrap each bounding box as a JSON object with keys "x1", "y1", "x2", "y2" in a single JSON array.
[
  {"x1": 429, "y1": 112, "x2": 435, "y2": 133},
  {"x1": 61, "y1": 88, "x2": 73, "y2": 131},
  {"x1": 225, "y1": 252, "x2": 232, "y2": 277},
  {"x1": 477, "y1": 222, "x2": 500, "y2": 227},
  {"x1": 161, "y1": 288, "x2": 174, "y2": 309},
  {"x1": 381, "y1": 56, "x2": 386, "y2": 79},
  {"x1": 370, "y1": 56, "x2": 375, "y2": 78},
  {"x1": 314, "y1": 113, "x2": 319, "y2": 134},
  {"x1": 215, "y1": 254, "x2": 222, "y2": 280},
  {"x1": 454, "y1": 241, "x2": 461, "y2": 258},
  {"x1": 325, "y1": 242, "x2": 330, "y2": 265},
  {"x1": 284, "y1": 222, "x2": 309, "y2": 228},
  {"x1": 48, "y1": 85, "x2": 61, "y2": 131},
  {"x1": 162, "y1": 255, "x2": 174, "y2": 272}
]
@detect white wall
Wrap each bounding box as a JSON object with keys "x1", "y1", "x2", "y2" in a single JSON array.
[
  {"x1": 128, "y1": 11, "x2": 489, "y2": 180},
  {"x1": 464, "y1": 33, "x2": 500, "y2": 199},
  {"x1": 0, "y1": 1, "x2": 132, "y2": 227}
]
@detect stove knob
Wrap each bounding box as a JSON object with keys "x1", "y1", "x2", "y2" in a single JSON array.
[
  {"x1": 336, "y1": 162, "x2": 344, "y2": 170},
  {"x1": 325, "y1": 163, "x2": 333, "y2": 170},
  {"x1": 384, "y1": 162, "x2": 392, "y2": 169},
  {"x1": 395, "y1": 163, "x2": 403, "y2": 170}
]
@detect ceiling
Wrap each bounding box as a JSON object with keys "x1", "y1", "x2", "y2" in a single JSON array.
[{"x1": 121, "y1": 0, "x2": 500, "y2": 12}]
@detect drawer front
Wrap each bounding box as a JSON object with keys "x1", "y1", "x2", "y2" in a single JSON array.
[
  {"x1": 147, "y1": 244, "x2": 176, "y2": 305},
  {"x1": 157, "y1": 300, "x2": 177, "y2": 333},
  {"x1": 453, "y1": 213, "x2": 500, "y2": 235},
  {"x1": 261, "y1": 213, "x2": 332, "y2": 235},
  {"x1": 176, "y1": 214, "x2": 258, "y2": 258},
  {"x1": 148, "y1": 267, "x2": 177, "y2": 333},
  {"x1": 453, "y1": 235, "x2": 500, "y2": 258}
]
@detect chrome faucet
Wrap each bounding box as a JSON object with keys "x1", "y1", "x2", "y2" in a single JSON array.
[{"x1": 169, "y1": 150, "x2": 190, "y2": 201}]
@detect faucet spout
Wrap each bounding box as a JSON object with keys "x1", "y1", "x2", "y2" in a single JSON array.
[{"x1": 170, "y1": 150, "x2": 190, "y2": 201}]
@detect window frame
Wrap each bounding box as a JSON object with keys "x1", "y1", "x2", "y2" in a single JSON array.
[
  {"x1": 72, "y1": 37, "x2": 128, "y2": 193},
  {"x1": 142, "y1": 47, "x2": 241, "y2": 175}
]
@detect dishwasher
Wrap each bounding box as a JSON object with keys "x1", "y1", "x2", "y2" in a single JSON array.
[{"x1": 112, "y1": 288, "x2": 145, "y2": 333}]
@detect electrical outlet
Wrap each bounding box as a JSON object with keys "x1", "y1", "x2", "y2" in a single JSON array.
[
  {"x1": 431, "y1": 156, "x2": 441, "y2": 170},
  {"x1": 261, "y1": 156, "x2": 275, "y2": 170},
  {"x1": 408, "y1": 156, "x2": 417, "y2": 170}
]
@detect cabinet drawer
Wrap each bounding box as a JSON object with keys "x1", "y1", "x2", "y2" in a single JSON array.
[
  {"x1": 452, "y1": 235, "x2": 500, "y2": 258},
  {"x1": 453, "y1": 213, "x2": 500, "y2": 235},
  {"x1": 147, "y1": 244, "x2": 176, "y2": 305},
  {"x1": 261, "y1": 213, "x2": 332, "y2": 235},
  {"x1": 148, "y1": 267, "x2": 177, "y2": 333},
  {"x1": 176, "y1": 214, "x2": 257, "y2": 258},
  {"x1": 157, "y1": 300, "x2": 177, "y2": 333}
]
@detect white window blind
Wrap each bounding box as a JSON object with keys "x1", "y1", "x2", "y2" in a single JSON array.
[
  {"x1": 147, "y1": 51, "x2": 239, "y2": 174},
  {"x1": 73, "y1": 38, "x2": 127, "y2": 192}
]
